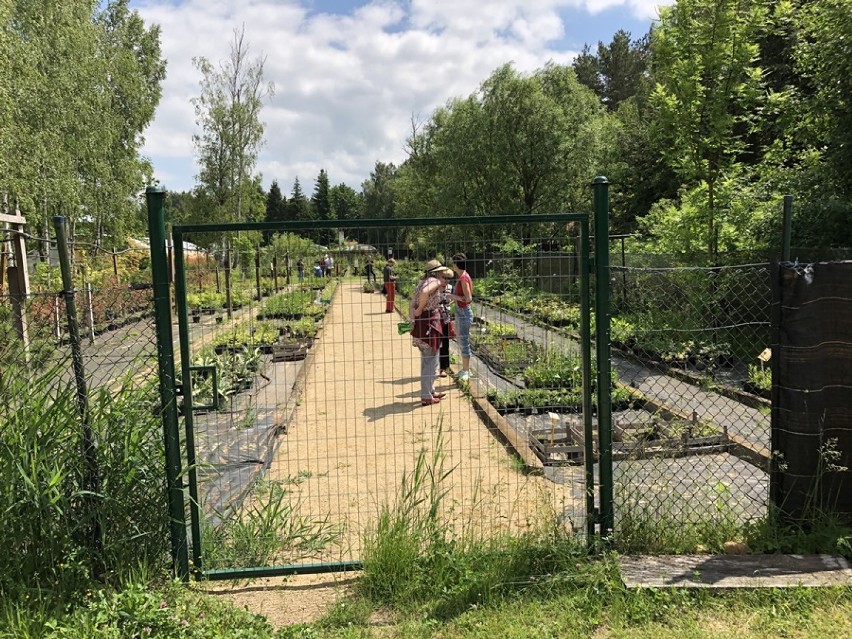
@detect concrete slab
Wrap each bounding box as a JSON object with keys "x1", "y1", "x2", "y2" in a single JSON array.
[{"x1": 620, "y1": 554, "x2": 852, "y2": 589}]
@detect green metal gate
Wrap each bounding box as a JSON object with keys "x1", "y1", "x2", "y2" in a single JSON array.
[{"x1": 145, "y1": 181, "x2": 612, "y2": 580}]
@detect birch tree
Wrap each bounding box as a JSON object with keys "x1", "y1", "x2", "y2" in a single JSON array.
[{"x1": 192, "y1": 26, "x2": 273, "y2": 224}]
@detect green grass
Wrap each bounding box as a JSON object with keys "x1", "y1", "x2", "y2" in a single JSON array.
[
  {"x1": 2, "y1": 366, "x2": 849, "y2": 638},
  {"x1": 4, "y1": 556, "x2": 849, "y2": 638}
]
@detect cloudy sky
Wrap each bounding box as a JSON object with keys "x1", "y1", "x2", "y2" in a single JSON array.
[{"x1": 130, "y1": 0, "x2": 673, "y2": 195}]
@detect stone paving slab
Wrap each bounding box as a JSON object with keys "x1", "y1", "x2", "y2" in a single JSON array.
[{"x1": 620, "y1": 554, "x2": 852, "y2": 588}]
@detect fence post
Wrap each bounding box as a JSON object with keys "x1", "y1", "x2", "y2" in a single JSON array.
[
  {"x1": 255, "y1": 244, "x2": 262, "y2": 301},
  {"x1": 4, "y1": 204, "x2": 31, "y2": 361},
  {"x1": 224, "y1": 245, "x2": 233, "y2": 319},
  {"x1": 53, "y1": 215, "x2": 103, "y2": 577},
  {"x1": 145, "y1": 186, "x2": 190, "y2": 580},
  {"x1": 272, "y1": 255, "x2": 279, "y2": 292},
  {"x1": 579, "y1": 217, "x2": 595, "y2": 541},
  {"x1": 86, "y1": 282, "x2": 95, "y2": 344},
  {"x1": 782, "y1": 195, "x2": 794, "y2": 261},
  {"x1": 593, "y1": 176, "x2": 614, "y2": 539}
]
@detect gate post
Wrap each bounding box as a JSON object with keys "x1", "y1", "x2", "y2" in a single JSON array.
[
  {"x1": 593, "y1": 176, "x2": 614, "y2": 538},
  {"x1": 781, "y1": 195, "x2": 793, "y2": 261},
  {"x1": 579, "y1": 218, "x2": 596, "y2": 540},
  {"x1": 145, "y1": 186, "x2": 190, "y2": 580}
]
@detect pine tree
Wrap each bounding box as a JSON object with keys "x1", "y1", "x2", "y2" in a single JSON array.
[
  {"x1": 263, "y1": 179, "x2": 287, "y2": 243},
  {"x1": 311, "y1": 169, "x2": 335, "y2": 245}
]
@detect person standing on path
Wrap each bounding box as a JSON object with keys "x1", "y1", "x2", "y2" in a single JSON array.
[
  {"x1": 448, "y1": 253, "x2": 474, "y2": 381},
  {"x1": 364, "y1": 254, "x2": 377, "y2": 285},
  {"x1": 411, "y1": 259, "x2": 446, "y2": 405},
  {"x1": 437, "y1": 267, "x2": 455, "y2": 378},
  {"x1": 297, "y1": 257, "x2": 305, "y2": 283},
  {"x1": 383, "y1": 258, "x2": 398, "y2": 313}
]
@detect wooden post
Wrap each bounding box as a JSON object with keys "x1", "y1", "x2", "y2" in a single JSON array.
[
  {"x1": 224, "y1": 245, "x2": 232, "y2": 319},
  {"x1": 1, "y1": 210, "x2": 31, "y2": 362},
  {"x1": 0, "y1": 230, "x2": 7, "y2": 295},
  {"x1": 255, "y1": 244, "x2": 261, "y2": 302},
  {"x1": 272, "y1": 255, "x2": 279, "y2": 292},
  {"x1": 86, "y1": 282, "x2": 95, "y2": 344},
  {"x1": 0, "y1": 195, "x2": 9, "y2": 294}
]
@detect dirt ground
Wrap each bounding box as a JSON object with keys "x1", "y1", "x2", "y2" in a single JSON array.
[
  {"x1": 198, "y1": 280, "x2": 579, "y2": 627},
  {"x1": 198, "y1": 571, "x2": 360, "y2": 627}
]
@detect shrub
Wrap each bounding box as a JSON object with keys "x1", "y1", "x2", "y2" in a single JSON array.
[{"x1": 0, "y1": 363, "x2": 169, "y2": 602}]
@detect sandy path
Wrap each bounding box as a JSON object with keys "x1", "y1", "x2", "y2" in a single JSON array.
[{"x1": 205, "y1": 279, "x2": 578, "y2": 624}]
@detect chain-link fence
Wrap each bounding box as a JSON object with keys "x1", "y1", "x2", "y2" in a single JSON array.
[
  {"x1": 609, "y1": 259, "x2": 773, "y2": 551},
  {"x1": 3, "y1": 244, "x2": 160, "y2": 388}
]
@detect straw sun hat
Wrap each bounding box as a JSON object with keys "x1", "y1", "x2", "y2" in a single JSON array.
[{"x1": 425, "y1": 259, "x2": 444, "y2": 273}]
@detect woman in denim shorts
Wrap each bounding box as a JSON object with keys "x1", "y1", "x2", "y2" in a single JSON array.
[{"x1": 448, "y1": 253, "x2": 473, "y2": 381}]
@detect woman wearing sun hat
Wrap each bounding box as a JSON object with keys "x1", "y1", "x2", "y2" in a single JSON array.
[
  {"x1": 437, "y1": 267, "x2": 455, "y2": 378},
  {"x1": 410, "y1": 259, "x2": 446, "y2": 406}
]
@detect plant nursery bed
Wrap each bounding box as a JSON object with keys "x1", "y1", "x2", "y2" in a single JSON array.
[
  {"x1": 527, "y1": 408, "x2": 728, "y2": 466},
  {"x1": 214, "y1": 343, "x2": 277, "y2": 355},
  {"x1": 612, "y1": 343, "x2": 770, "y2": 410},
  {"x1": 475, "y1": 335, "x2": 543, "y2": 378}
]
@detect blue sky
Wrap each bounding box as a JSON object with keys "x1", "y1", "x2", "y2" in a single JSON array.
[{"x1": 130, "y1": 0, "x2": 670, "y2": 194}]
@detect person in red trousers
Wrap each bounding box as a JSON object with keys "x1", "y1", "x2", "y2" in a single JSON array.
[{"x1": 383, "y1": 258, "x2": 398, "y2": 312}]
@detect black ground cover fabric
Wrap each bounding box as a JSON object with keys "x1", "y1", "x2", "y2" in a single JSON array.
[{"x1": 771, "y1": 261, "x2": 852, "y2": 520}]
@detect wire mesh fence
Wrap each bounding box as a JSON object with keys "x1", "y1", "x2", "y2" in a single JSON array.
[
  {"x1": 1, "y1": 247, "x2": 160, "y2": 389},
  {"x1": 3, "y1": 224, "x2": 848, "y2": 580},
  {"x1": 174, "y1": 220, "x2": 589, "y2": 574}
]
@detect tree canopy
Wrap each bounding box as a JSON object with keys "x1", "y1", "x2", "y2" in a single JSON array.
[
  {"x1": 0, "y1": 0, "x2": 165, "y2": 248},
  {"x1": 9, "y1": 0, "x2": 851, "y2": 257}
]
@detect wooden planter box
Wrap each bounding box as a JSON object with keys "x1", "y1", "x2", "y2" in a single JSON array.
[
  {"x1": 271, "y1": 338, "x2": 313, "y2": 362},
  {"x1": 528, "y1": 414, "x2": 729, "y2": 466}
]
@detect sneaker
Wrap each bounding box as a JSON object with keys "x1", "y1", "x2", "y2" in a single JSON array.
[
  {"x1": 458, "y1": 371, "x2": 470, "y2": 382},
  {"x1": 421, "y1": 397, "x2": 441, "y2": 406},
  {"x1": 432, "y1": 391, "x2": 447, "y2": 399}
]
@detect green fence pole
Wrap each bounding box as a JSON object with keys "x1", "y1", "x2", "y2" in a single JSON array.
[
  {"x1": 53, "y1": 215, "x2": 103, "y2": 578},
  {"x1": 579, "y1": 217, "x2": 596, "y2": 541},
  {"x1": 145, "y1": 186, "x2": 190, "y2": 580},
  {"x1": 172, "y1": 229, "x2": 203, "y2": 571},
  {"x1": 782, "y1": 195, "x2": 793, "y2": 261},
  {"x1": 593, "y1": 176, "x2": 614, "y2": 539}
]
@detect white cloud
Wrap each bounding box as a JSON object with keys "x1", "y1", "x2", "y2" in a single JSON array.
[
  {"x1": 132, "y1": 0, "x2": 660, "y2": 193},
  {"x1": 583, "y1": 0, "x2": 669, "y2": 20}
]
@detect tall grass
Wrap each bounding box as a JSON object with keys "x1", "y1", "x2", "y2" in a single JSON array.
[
  {"x1": 201, "y1": 475, "x2": 342, "y2": 569},
  {"x1": 0, "y1": 354, "x2": 169, "y2": 607},
  {"x1": 358, "y1": 421, "x2": 588, "y2": 619}
]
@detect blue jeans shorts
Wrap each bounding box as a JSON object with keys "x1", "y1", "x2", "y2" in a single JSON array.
[{"x1": 455, "y1": 306, "x2": 473, "y2": 358}]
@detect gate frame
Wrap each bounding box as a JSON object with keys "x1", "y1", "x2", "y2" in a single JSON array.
[{"x1": 147, "y1": 190, "x2": 613, "y2": 580}]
